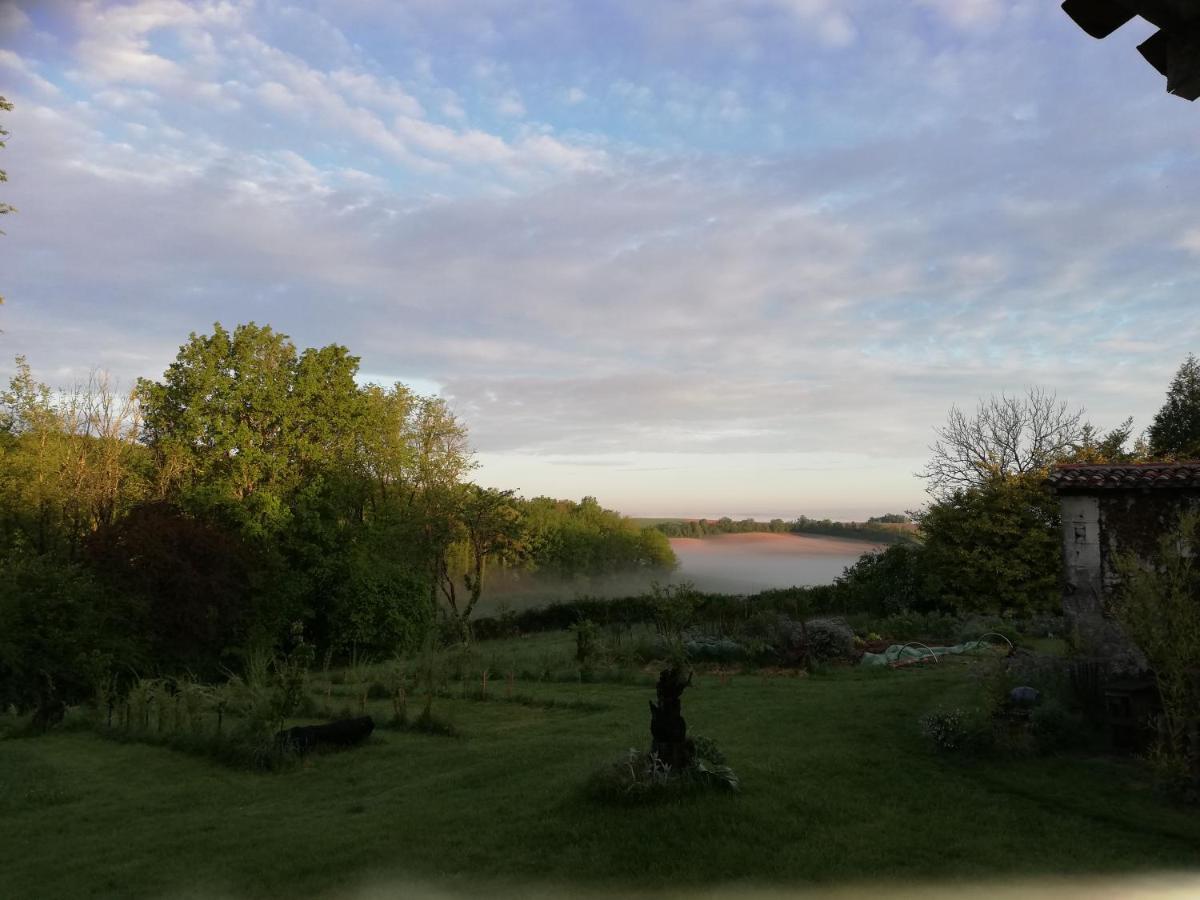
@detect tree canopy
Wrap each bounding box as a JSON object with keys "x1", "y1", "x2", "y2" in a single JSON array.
[
  {"x1": 1148, "y1": 354, "x2": 1200, "y2": 460},
  {"x1": 921, "y1": 387, "x2": 1086, "y2": 497}
]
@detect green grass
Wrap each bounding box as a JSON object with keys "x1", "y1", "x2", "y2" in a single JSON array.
[{"x1": 2, "y1": 641, "x2": 1199, "y2": 899}]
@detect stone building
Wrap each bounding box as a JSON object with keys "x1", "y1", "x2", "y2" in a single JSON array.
[{"x1": 1046, "y1": 462, "x2": 1200, "y2": 673}]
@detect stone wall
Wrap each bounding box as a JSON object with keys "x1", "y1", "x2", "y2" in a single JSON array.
[{"x1": 1059, "y1": 488, "x2": 1200, "y2": 673}]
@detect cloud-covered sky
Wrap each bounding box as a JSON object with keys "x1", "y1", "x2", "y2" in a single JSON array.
[{"x1": 2, "y1": 0, "x2": 1198, "y2": 519}]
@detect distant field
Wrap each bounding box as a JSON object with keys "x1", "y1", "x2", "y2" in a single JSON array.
[
  {"x1": 633, "y1": 518, "x2": 918, "y2": 541},
  {"x1": 671, "y1": 531, "x2": 883, "y2": 556},
  {"x1": 4, "y1": 636, "x2": 1198, "y2": 898},
  {"x1": 669, "y1": 532, "x2": 877, "y2": 593}
]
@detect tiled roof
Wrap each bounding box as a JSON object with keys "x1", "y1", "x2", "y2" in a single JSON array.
[{"x1": 1047, "y1": 463, "x2": 1200, "y2": 490}]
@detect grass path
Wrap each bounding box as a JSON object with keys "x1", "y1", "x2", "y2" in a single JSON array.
[{"x1": 2, "y1": 659, "x2": 1198, "y2": 898}]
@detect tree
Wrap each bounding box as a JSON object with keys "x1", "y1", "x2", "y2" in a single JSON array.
[
  {"x1": 838, "y1": 543, "x2": 928, "y2": 615},
  {"x1": 0, "y1": 95, "x2": 13, "y2": 306},
  {"x1": 0, "y1": 358, "x2": 147, "y2": 557},
  {"x1": 922, "y1": 387, "x2": 1085, "y2": 497},
  {"x1": 137, "y1": 322, "x2": 365, "y2": 536},
  {"x1": 1064, "y1": 417, "x2": 1147, "y2": 464},
  {"x1": 917, "y1": 473, "x2": 1061, "y2": 617},
  {"x1": 1148, "y1": 354, "x2": 1200, "y2": 460},
  {"x1": 435, "y1": 485, "x2": 526, "y2": 642},
  {"x1": 86, "y1": 502, "x2": 256, "y2": 674}
]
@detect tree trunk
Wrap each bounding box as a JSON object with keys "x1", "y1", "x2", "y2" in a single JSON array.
[{"x1": 649, "y1": 666, "x2": 694, "y2": 770}]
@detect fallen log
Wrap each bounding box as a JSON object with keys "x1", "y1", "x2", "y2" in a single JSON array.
[{"x1": 279, "y1": 716, "x2": 375, "y2": 754}]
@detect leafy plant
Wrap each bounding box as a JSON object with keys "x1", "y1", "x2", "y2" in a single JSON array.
[
  {"x1": 920, "y1": 707, "x2": 993, "y2": 755},
  {"x1": 587, "y1": 743, "x2": 740, "y2": 803},
  {"x1": 572, "y1": 618, "x2": 601, "y2": 669},
  {"x1": 1112, "y1": 511, "x2": 1200, "y2": 796},
  {"x1": 649, "y1": 581, "x2": 699, "y2": 641}
]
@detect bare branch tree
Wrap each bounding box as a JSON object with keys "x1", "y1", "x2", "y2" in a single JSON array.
[{"x1": 921, "y1": 387, "x2": 1085, "y2": 497}]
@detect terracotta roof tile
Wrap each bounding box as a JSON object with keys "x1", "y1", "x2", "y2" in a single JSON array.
[{"x1": 1047, "y1": 463, "x2": 1200, "y2": 490}]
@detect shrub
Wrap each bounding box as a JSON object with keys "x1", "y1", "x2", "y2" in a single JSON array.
[
  {"x1": 691, "y1": 734, "x2": 727, "y2": 766},
  {"x1": 650, "y1": 582, "x2": 699, "y2": 640},
  {"x1": 572, "y1": 619, "x2": 601, "y2": 668},
  {"x1": 587, "y1": 744, "x2": 739, "y2": 803},
  {"x1": 837, "y1": 543, "x2": 929, "y2": 615},
  {"x1": 805, "y1": 617, "x2": 856, "y2": 662},
  {"x1": 1112, "y1": 511, "x2": 1200, "y2": 797},
  {"x1": 920, "y1": 707, "x2": 993, "y2": 755},
  {"x1": 1030, "y1": 699, "x2": 1087, "y2": 754},
  {"x1": 736, "y1": 612, "x2": 806, "y2": 667},
  {"x1": 0, "y1": 552, "x2": 142, "y2": 719},
  {"x1": 683, "y1": 636, "x2": 744, "y2": 663},
  {"x1": 327, "y1": 558, "x2": 433, "y2": 661}
]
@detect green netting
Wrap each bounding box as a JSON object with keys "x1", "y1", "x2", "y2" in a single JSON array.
[{"x1": 861, "y1": 639, "x2": 994, "y2": 667}]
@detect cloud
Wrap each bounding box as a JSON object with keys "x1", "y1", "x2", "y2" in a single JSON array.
[
  {"x1": 916, "y1": 0, "x2": 1007, "y2": 31},
  {"x1": 48, "y1": 0, "x2": 605, "y2": 185},
  {"x1": 1177, "y1": 228, "x2": 1200, "y2": 256},
  {"x1": 496, "y1": 90, "x2": 526, "y2": 117},
  {"x1": 3, "y1": 0, "x2": 1198, "y2": 516}
]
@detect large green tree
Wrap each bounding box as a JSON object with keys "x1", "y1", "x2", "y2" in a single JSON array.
[
  {"x1": 918, "y1": 473, "x2": 1061, "y2": 617},
  {"x1": 1148, "y1": 354, "x2": 1200, "y2": 460},
  {"x1": 137, "y1": 323, "x2": 482, "y2": 654},
  {"x1": 137, "y1": 322, "x2": 365, "y2": 536}
]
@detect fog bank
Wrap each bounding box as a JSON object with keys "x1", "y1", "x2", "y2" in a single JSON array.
[{"x1": 478, "y1": 533, "x2": 878, "y2": 612}]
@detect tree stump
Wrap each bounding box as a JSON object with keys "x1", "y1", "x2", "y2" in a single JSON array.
[{"x1": 649, "y1": 666, "x2": 694, "y2": 770}]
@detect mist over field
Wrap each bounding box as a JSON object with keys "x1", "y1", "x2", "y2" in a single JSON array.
[
  {"x1": 478, "y1": 532, "x2": 878, "y2": 612},
  {"x1": 668, "y1": 532, "x2": 879, "y2": 595}
]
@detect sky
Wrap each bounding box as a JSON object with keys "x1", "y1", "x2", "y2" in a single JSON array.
[{"x1": 1, "y1": 0, "x2": 1198, "y2": 520}]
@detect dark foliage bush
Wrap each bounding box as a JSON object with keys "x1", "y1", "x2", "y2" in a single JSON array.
[
  {"x1": 837, "y1": 544, "x2": 929, "y2": 615},
  {"x1": 0, "y1": 552, "x2": 142, "y2": 716},
  {"x1": 804, "y1": 617, "x2": 856, "y2": 662},
  {"x1": 735, "y1": 612, "x2": 806, "y2": 666},
  {"x1": 86, "y1": 502, "x2": 257, "y2": 674}
]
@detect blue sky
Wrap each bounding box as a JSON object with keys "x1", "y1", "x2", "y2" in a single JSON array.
[{"x1": 1, "y1": 0, "x2": 1198, "y2": 519}]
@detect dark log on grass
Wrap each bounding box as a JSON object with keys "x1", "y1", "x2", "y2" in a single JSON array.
[
  {"x1": 279, "y1": 716, "x2": 375, "y2": 754},
  {"x1": 649, "y1": 666, "x2": 694, "y2": 770}
]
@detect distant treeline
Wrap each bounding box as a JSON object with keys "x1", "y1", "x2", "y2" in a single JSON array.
[{"x1": 651, "y1": 514, "x2": 915, "y2": 544}]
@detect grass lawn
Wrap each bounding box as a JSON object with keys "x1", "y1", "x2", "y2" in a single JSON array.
[{"x1": 2, "y1": 636, "x2": 1199, "y2": 898}]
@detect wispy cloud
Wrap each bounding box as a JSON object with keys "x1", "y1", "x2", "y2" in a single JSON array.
[{"x1": 1, "y1": 0, "x2": 1197, "y2": 515}]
